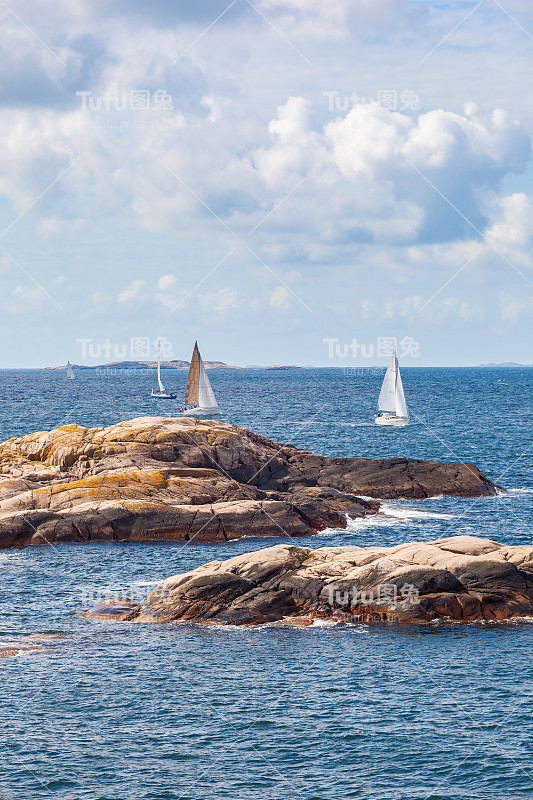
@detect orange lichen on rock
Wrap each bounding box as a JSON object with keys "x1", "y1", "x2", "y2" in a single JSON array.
[{"x1": 0, "y1": 416, "x2": 497, "y2": 548}]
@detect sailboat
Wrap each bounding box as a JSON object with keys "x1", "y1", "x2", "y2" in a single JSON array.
[
  {"x1": 375, "y1": 348, "x2": 409, "y2": 427},
  {"x1": 151, "y1": 341, "x2": 177, "y2": 399},
  {"x1": 66, "y1": 361, "x2": 75, "y2": 380},
  {"x1": 178, "y1": 342, "x2": 220, "y2": 416}
]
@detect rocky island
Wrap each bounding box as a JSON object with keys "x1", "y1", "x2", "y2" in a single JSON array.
[
  {"x1": 46, "y1": 359, "x2": 242, "y2": 371},
  {"x1": 0, "y1": 417, "x2": 497, "y2": 548},
  {"x1": 84, "y1": 536, "x2": 533, "y2": 625}
]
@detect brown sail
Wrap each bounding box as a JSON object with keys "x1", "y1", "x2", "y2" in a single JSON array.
[{"x1": 184, "y1": 342, "x2": 200, "y2": 405}]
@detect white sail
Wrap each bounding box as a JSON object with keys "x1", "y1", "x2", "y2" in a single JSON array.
[
  {"x1": 156, "y1": 342, "x2": 165, "y2": 393},
  {"x1": 377, "y1": 349, "x2": 408, "y2": 418},
  {"x1": 377, "y1": 352, "x2": 397, "y2": 413},
  {"x1": 66, "y1": 361, "x2": 74, "y2": 380},
  {"x1": 197, "y1": 350, "x2": 218, "y2": 410},
  {"x1": 395, "y1": 366, "x2": 408, "y2": 418},
  {"x1": 182, "y1": 342, "x2": 219, "y2": 412}
]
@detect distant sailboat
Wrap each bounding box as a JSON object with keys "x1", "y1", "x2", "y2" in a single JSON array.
[
  {"x1": 375, "y1": 348, "x2": 409, "y2": 427},
  {"x1": 178, "y1": 342, "x2": 220, "y2": 416},
  {"x1": 66, "y1": 361, "x2": 75, "y2": 380},
  {"x1": 151, "y1": 341, "x2": 177, "y2": 399}
]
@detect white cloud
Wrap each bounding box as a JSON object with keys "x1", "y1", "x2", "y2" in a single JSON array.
[
  {"x1": 0, "y1": 0, "x2": 531, "y2": 366},
  {"x1": 485, "y1": 193, "x2": 533, "y2": 252},
  {"x1": 268, "y1": 286, "x2": 291, "y2": 309},
  {"x1": 361, "y1": 294, "x2": 483, "y2": 322},
  {"x1": 199, "y1": 288, "x2": 238, "y2": 312},
  {"x1": 201, "y1": 95, "x2": 231, "y2": 123},
  {"x1": 37, "y1": 217, "x2": 63, "y2": 237},
  {"x1": 91, "y1": 291, "x2": 108, "y2": 305},
  {"x1": 256, "y1": 0, "x2": 418, "y2": 38},
  {"x1": 499, "y1": 292, "x2": 533, "y2": 321},
  {"x1": 117, "y1": 279, "x2": 146, "y2": 304},
  {"x1": 6, "y1": 284, "x2": 47, "y2": 312},
  {"x1": 0, "y1": 87, "x2": 528, "y2": 257},
  {"x1": 155, "y1": 275, "x2": 186, "y2": 309},
  {"x1": 244, "y1": 99, "x2": 532, "y2": 249},
  {"x1": 157, "y1": 274, "x2": 176, "y2": 290}
]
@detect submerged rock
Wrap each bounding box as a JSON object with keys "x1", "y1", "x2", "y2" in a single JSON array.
[
  {"x1": 82, "y1": 536, "x2": 533, "y2": 625},
  {"x1": 79, "y1": 599, "x2": 140, "y2": 622},
  {"x1": 0, "y1": 633, "x2": 65, "y2": 658},
  {"x1": 0, "y1": 417, "x2": 497, "y2": 547}
]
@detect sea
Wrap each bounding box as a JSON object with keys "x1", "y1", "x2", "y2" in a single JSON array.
[{"x1": 0, "y1": 366, "x2": 532, "y2": 800}]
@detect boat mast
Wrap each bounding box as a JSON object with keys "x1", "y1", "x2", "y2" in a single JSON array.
[{"x1": 156, "y1": 340, "x2": 165, "y2": 393}]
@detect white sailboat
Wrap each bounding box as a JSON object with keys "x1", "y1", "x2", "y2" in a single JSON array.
[
  {"x1": 178, "y1": 342, "x2": 220, "y2": 416},
  {"x1": 375, "y1": 348, "x2": 409, "y2": 427},
  {"x1": 151, "y1": 341, "x2": 177, "y2": 399},
  {"x1": 66, "y1": 361, "x2": 75, "y2": 380}
]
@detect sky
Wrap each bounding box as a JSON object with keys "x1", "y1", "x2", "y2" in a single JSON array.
[{"x1": 0, "y1": 0, "x2": 532, "y2": 367}]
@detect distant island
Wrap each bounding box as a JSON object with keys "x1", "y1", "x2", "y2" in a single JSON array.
[
  {"x1": 46, "y1": 360, "x2": 243, "y2": 371},
  {"x1": 477, "y1": 362, "x2": 532, "y2": 368},
  {"x1": 246, "y1": 364, "x2": 302, "y2": 370},
  {"x1": 45, "y1": 361, "x2": 533, "y2": 371},
  {"x1": 265, "y1": 365, "x2": 302, "y2": 370},
  {"x1": 47, "y1": 362, "x2": 306, "y2": 371}
]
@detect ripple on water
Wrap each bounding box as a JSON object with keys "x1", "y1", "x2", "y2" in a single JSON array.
[{"x1": 0, "y1": 368, "x2": 532, "y2": 799}]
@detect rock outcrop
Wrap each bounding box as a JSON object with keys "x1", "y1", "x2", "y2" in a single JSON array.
[
  {"x1": 83, "y1": 536, "x2": 533, "y2": 625},
  {"x1": 0, "y1": 416, "x2": 497, "y2": 548}
]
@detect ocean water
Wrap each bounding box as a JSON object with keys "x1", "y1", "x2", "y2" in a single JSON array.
[{"x1": 1, "y1": 367, "x2": 532, "y2": 800}]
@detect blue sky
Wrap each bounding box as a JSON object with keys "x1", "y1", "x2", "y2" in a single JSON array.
[{"x1": 0, "y1": 0, "x2": 532, "y2": 367}]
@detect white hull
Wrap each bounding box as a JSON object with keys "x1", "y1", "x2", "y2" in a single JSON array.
[
  {"x1": 151, "y1": 391, "x2": 177, "y2": 399},
  {"x1": 178, "y1": 405, "x2": 221, "y2": 417},
  {"x1": 375, "y1": 414, "x2": 409, "y2": 428}
]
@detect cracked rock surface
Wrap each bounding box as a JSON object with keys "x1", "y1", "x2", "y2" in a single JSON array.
[
  {"x1": 0, "y1": 416, "x2": 497, "y2": 548},
  {"x1": 83, "y1": 536, "x2": 533, "y2": 625}
]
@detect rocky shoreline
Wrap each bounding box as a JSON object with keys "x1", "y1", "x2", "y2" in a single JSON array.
[
  {"x1": 83, "y1": 536, "x2": 533, "y2": 625},
  {"x1": 0, "y1": 416, "x2": 498, "y2": 548}
]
